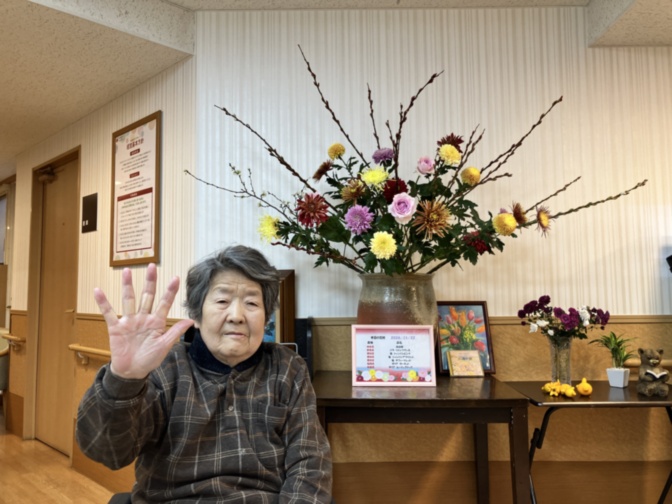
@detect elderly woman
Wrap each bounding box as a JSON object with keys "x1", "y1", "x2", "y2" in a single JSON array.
[{"x1": 76, "y1": 245, "x2": 333, "y2": 503}]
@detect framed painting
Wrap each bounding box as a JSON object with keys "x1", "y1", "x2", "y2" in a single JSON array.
[
  {"x1": 263, "y1": 270, "x2": 295, "y2": 343},
  {"x1": 436, "y1": 301, "x2": 495, "y2": 375}
]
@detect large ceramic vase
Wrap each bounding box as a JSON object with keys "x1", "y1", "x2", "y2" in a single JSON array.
[
  {"x1": 548, "y1": 337, "x2": 572, "y2": 384},
  {"x1": 356, "y1": 273, "x2": 438, "y2": 327}
]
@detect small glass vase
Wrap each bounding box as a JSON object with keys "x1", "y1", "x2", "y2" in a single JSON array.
[{"x1": 548, "y1": 337, "x2": 572, "y2": 384}]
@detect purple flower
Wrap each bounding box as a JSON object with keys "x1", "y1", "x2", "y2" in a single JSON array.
[
  {"x1": 372, "y1": 148, "x2": 394, "y2": 164},
  {"x1": 417, "y1": 156, "x2": 435, "y2": 175},
  {"x1": 553, "y1": 307, "x2": 565, "y2": 319},
  {"x1": 388, "y1": 192, "x2": 418, "y2": 224},
  {"x1": 523, "y1": 300, "x2": 538, "y2": 314},
  {"x1": 538, "y1": 295, "x2": 551, "y2": 307},
  {"x1": 345, "y1": 205, "x2": 374, "y2": 235},
  {"x1": 517, "y1": 310, "x2": 526, "y2": 319}
]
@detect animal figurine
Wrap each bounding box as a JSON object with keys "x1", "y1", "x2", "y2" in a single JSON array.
[{"x1": 636, "y1": 348, "x2": 669, "y2": 397}]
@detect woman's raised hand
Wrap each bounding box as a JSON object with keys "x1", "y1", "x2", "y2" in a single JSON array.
[{"x1": 94, "y1": 263, "x2": 194, "y2": 379}]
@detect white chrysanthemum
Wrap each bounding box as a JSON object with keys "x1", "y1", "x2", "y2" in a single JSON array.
[{"x1": 529, "y1": 323, "x2": 538, "y2": 333}]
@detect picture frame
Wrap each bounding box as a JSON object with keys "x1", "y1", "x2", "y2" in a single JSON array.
[
  {"x1": 110, "y1": 111, "x2": 162, "y2": 267},
  {"x1": 263, "y1": 270, "x2": 295, "y2": 343},
  {"x1": 436, "y1": 301, "x2": 495, "y2": 375},
  {"x1": 351, "y1": 324, "x2": 436, "y2": 387},
  {"x1": 446, "y1": 350, "x2": 485, "y2": 377}
]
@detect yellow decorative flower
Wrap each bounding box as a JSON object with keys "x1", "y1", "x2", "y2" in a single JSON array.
[
  {"x1": 370, "y1": 231, "x2": 397, "y2": 260},
  {"x1": 258, "y1": 215, "x2": 279, "y2": 242},
  {"x1": 361, "y1": 166, "x2": 388, "y2": 189},
  {"x1": 460, "y1": 167, "x2": 481, "y2": 186},
  {"x1": 536, "y1": 205, "x2": 552, "y2": 235},
  {"x1": 438, "y1": 144, "x2": 461, "y2": 167},
  {"x1": 328, "y1": 143, "x2": 346, "y2": 160},
  {"x1": 493, "y1": 212, "x2": 517, "y2": 236}
]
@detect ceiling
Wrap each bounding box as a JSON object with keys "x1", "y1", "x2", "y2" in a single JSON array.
[{"x1": 0, "y1": 0, "x2": 670, "y2": 181}]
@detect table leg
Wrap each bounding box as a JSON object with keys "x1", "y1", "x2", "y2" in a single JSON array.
[
  {"x1": 473, "y1": 423, "x2": 489, "y2": 504},
  {"x1": 509, "y1": 405, "x2": 531, "y2": 504},
  {"x1": 317, "y1": 406, "x2": 327, "y2": 435}
]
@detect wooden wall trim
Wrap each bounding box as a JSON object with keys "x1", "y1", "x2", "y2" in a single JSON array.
[{"x1": 311, "y1": 315, "x2": 672, "y2": 327}]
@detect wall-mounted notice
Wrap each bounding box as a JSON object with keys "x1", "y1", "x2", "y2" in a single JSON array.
[
  {"x1": 110, "y1": 111, "x2": 162, "y2": 267},
  {"x1": 351, "y1": 325, "x2": 436, "y2": 387}
]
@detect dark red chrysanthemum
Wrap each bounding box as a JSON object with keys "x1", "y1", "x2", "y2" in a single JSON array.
[
  {"x1": 437, "y1": 133, "x2": 464, "y2": 153},
  {"x1": 312, "y1": 160, "x2": 332, "y2": 181},
  {"x1": 382, "y1": 179, "x2": 408, "y2": 204},
  {"x1": 463, "y1": 231, "x2": 490, "y2": 255},
  {"x1": 296, "y1": 193, "x2": 329, "y2": 228}
]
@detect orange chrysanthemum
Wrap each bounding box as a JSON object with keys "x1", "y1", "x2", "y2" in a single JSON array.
[{"x1": 412, "y1": 200, "x2": 451, "y2": 238}]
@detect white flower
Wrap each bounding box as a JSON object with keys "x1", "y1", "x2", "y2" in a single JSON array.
[
  {"x1": 583, "y1": 320, "x2": 590, "y2": 327},
  {"x1": 548, "y1": 329, "x2": 555, "y2": 336},
  {"x1": 529, "y1": 323, "x2": 538, "y2": 333},
  {"x1": 537, "y1": 320, "x2": 549, "y2": 328},
  {"x1": 579, "y1": 307, "x2": 590, "y2": 322}
]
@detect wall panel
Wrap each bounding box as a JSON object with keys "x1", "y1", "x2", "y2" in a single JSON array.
[{"x1": 195, "y1": 8, "x2": 672, "y2": 318}]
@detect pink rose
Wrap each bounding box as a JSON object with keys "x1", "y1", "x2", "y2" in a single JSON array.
[
  {"x1": 388, "y1": 192, "x2": 418, "y2": 224},
  {"x1": 417, "y1": 156, "x2": 435, "y2": 175}
]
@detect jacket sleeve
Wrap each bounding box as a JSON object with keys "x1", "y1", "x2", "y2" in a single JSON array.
[
  {"x1": 75, "y1": 364, "x2": 167, "y2": 470},
  {"x1": 279, "y1": 357, "x2": 333, "y2": 504}
]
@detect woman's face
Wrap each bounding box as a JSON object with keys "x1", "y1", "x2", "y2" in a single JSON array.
[{"x1": 196, "y1": 269, "x2": 266, "y2": 367}]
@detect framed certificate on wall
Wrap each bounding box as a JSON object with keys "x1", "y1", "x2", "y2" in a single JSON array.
[
  {"x1": 351, "y1": 325, "x2": 436, "y2": 387},
  {"x1": 110, "y1": 111, "x2": 162, "y2": 267}
]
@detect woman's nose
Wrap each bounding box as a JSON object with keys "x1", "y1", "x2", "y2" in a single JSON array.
[{"x1": 226, "y1": 299, "x2": 244, "y2": 322}]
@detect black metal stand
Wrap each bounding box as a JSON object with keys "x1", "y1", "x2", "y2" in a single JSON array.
[
  {"x1": 527, "y1": 406, "x2": 559, "y2": 504},
  {"x1": 657, "y1": 406, "x2": 672, "y2": 504}
]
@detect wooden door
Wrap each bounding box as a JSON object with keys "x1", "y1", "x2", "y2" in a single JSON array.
[{"x1": 35, "y1": 158, "x2": 79, "y2": 455}]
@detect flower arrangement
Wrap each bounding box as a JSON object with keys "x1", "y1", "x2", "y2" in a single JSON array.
[
  {"x1": 518, "y1": 294, "x2": 611, "y2": 345},
  {"x1": 186, "y1": 47, "x2": 647, "y2": 276}
]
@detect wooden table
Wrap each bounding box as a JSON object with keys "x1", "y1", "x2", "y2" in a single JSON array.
[
  {"x1": 508, "y1": 381, "x2": 672, "y2": 504},
  {"x1": 312, "y1": 371, "x2": 532, "y2": 504}
]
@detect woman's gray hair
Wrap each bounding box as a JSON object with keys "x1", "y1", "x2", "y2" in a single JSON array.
[{"x1": 184, "y1": 245, "x2": 280, "y2": 324}]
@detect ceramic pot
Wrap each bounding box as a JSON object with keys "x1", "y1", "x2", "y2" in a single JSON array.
[
  {"x1": 606, "y1": 367, "x2": 630, "y2": 388},
  {"x1": 356, "y1": 273, "x2": 438, "y2": 327}
]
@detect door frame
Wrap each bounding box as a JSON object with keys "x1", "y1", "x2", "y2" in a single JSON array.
[{"x1": 24, "y1": 146, "x2": 80, "y2": 439}]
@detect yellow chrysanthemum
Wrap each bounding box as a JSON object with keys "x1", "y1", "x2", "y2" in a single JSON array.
[
  {"x1": 493, "y1": 212, "x2": 517, "y2": 236},
  {"x1": 361, "y1": 166, "x2": 389, "y2": 189},
  {"x1": 536, "y1": 205, "x2": 552, "y2": 236},
  {"x1": 328, "y1": 143, "x2": 346, "y2": 160},
  {"x1": 438, "y1": 144, "x2": 461, "y2": 167},
  {"x1": 370, "y1": 231, "x2": 397, "y2": 260},
  {"x1": 460, "y1": 167, "x2": 481, "y2": 186},
  {"x1": 258, "y1": 215, "x2": 279, "y2": 242}
]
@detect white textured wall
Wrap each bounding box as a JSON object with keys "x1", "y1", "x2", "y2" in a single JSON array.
[
  {"x1": 13, "y1": 57, "x2": 195, "y2": 317},
  {"x1": 195, "y1": 7, "x2": 672, "y2": 317}
]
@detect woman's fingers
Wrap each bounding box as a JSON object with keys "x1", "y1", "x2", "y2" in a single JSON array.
[
  {"x1": 121, "y1": 267, "x2": 136, "y2": 316},
  {"x1": 138, "y1": 264, "x2": 157, "y2": 314},
  {"x1": 94, "y1": 287, "x2": 119, "y2": 327},
  {"x1": 154, "y1": 275, "x2": 180, "y2": 320}
]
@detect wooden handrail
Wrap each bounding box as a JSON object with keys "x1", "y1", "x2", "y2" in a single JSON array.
[
  {"x1": 68, "y1": 343, "x2": 111, "y2": 365},
  {"x1": 2, "y1": 333, "x2": 26, "y2": 349}
]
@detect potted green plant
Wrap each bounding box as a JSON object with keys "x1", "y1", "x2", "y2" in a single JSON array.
[{"x1": 589, "y1": 332, "x2": 636, "y2": 387}]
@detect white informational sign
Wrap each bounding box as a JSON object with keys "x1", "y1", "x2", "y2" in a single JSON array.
[
  {"x1": 110, "y1": 111, "x2": 161, "y2": 266},
  {"x1": 351, "y1": 325, "x2": 436, "y2": 387}
]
